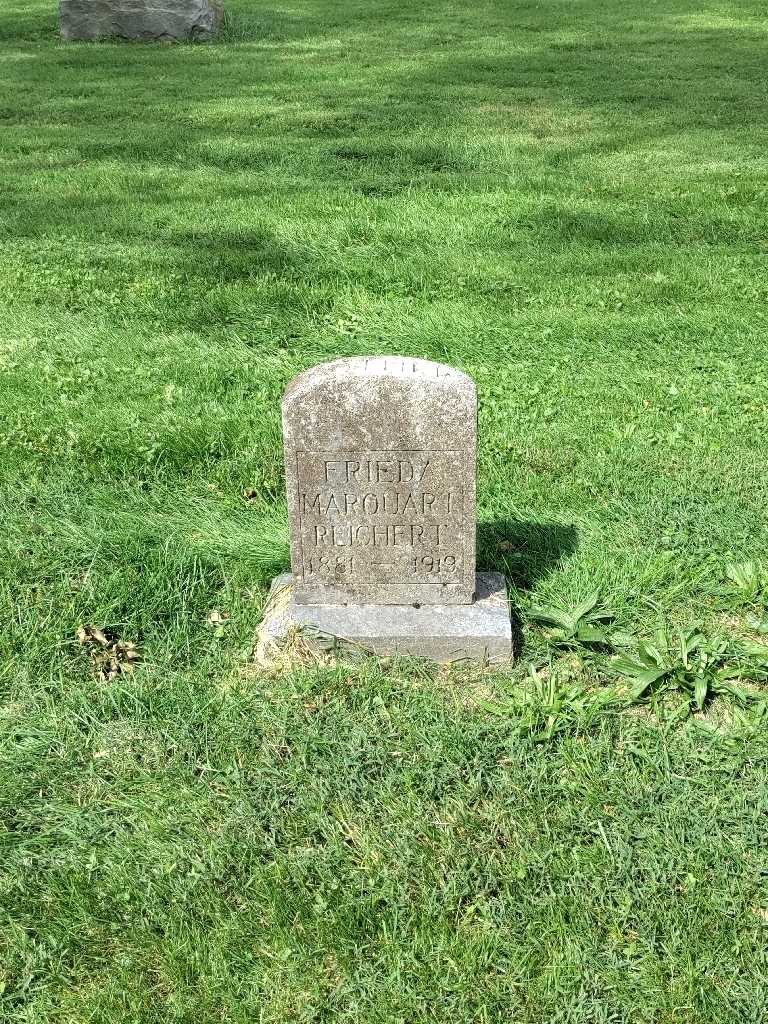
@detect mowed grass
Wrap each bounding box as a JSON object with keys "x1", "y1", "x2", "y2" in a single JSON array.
[{"x1": 2, "y1": 0, "x2": 768, "y2": 1019}]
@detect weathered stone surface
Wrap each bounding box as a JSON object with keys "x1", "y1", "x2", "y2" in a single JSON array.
[
  {"x1": 60, "y1": 0, "x2": 223, "y2": 41},
  {"x1": 283, "y1": 357, "x2": 476, "y2": 607},
  {"x1": 257, "y1": 572, "x2": 513, "y2": 667},
  {"x1": 262, "y1": 355, "x2": 514, "y2": 668}
]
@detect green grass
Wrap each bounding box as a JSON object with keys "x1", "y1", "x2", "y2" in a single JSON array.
[{"x1": 2, "y1": 0, "x2": 768, "y2": 1019}]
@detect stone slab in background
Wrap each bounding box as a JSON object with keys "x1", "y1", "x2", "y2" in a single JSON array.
[
  {"x1": 60, "y1": 0, "x2": 224, "y2": 41},
  {"x1": 257, "y1": 572, "x2": 513, "y2": 667}
]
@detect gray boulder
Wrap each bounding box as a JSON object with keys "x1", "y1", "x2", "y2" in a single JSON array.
[{"x1": 60, "y1": 0, "x2": 224, "y2": 41}]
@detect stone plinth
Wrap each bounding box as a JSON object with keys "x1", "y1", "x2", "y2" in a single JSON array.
[
  {"x1": 258, "y1": 572, "x2": 512, "y2": 667},
  {"x1": 60, "y1": 0, "x2": 224, "y2": 41}
]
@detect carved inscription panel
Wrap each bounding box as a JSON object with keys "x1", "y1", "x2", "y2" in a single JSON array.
[
  {"x1": 297, "y1": 449, "x2": 466, "y2": 587},
  {"x1": 282, "y1": 358, "x2": 476, "y2": 606}
]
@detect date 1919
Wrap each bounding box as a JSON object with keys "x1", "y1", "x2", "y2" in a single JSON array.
[{"x1": 411, "y1": 555, "x2": 456, "y2": 575}]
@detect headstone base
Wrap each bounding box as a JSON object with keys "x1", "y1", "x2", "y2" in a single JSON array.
[{"x1": 257, "y1": 572, "x2": 513, "y2": 667}]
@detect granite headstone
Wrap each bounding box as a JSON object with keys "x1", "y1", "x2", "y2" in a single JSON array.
[
  {"x1": 284, "y1": 356, "x2": 476, "y2": 606},
  {"x1": 259, "y1": 357, "x2": 512, "y2": 666}
]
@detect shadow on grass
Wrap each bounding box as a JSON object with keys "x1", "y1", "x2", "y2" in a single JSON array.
[
  {"x1": 1, "y1": 0, "x2": 766, "y2": 335},
  {"x1": 1, "y1": 6, "x2": 764, "y2": 210},
  {"x1": 478, "y1": 518, "x2": 577, "y2": 658},
  {"x1": 478, "y1": 519, "x2": 577, "y2": 589}
]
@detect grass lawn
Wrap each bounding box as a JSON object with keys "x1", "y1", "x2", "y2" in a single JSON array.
[{"x1": 2, "y1": 0, "x2": 768, "y2": 1019}]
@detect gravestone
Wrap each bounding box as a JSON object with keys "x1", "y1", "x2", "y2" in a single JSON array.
[
  {"x1": 258, "y1": 357, "x2": 513, "y2": 666},
  {"x1": 285, "y1": 356, "x2": 476, "y2": 606},
  {"x1": 60, "y1": 0, "x2": 223, "y2": 41}
]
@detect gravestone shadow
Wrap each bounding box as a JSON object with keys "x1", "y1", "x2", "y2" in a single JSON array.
[{"x1": 477, "y1": 519, "x2": 578, "y2": 657}]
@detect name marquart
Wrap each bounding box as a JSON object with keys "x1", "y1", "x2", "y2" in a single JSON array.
[{"x1": 298, "y1": 456, "x2": 460, "y2": 548}]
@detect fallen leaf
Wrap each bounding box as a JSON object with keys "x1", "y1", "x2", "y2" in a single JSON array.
[
  {"x1": 77, "y1": 625, "x2": 110, "y2": 647},
  {"x1": 78, "y1": 627, "x2": 141, "y2": 680}
]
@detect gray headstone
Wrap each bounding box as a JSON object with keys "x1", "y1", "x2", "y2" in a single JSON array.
[
  {"x1": 258, "y1": 356, "x2": 513, "y2": 666},
  {"x1": 60, "y1": 0, "x2": 223, "y2": 41},
  {"x1": 283, "y1": 357, "x2": 477, "y2": 606}
]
